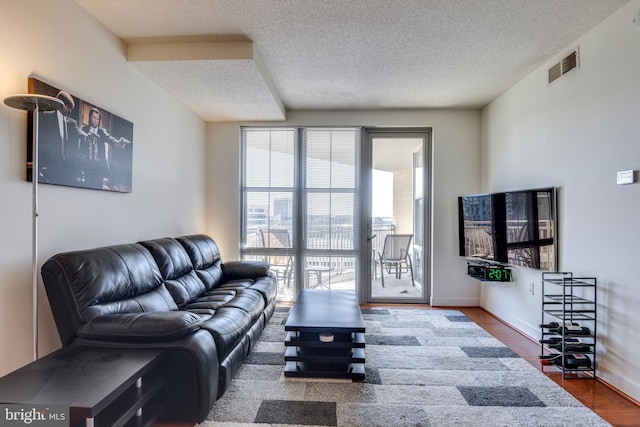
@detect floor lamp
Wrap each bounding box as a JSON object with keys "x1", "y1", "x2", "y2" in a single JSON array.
[{"x1": 3, "y1": 94, "x2": 64, "y2": 360}]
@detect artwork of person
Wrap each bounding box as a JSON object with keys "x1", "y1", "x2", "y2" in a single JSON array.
[
  {"x1": 38, "y1": 91, "x2": 85, "y2": 185},
  {"x1": 27, "y1": 77, "x2": 134, "y2": 192},
  {"x1": 80, "y1": 107, "x2": 131, "y2": 190}
]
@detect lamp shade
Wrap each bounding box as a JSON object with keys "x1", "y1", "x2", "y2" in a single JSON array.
[{"x1": 4, "y1": 94, "x2": 63, "y2": 112}]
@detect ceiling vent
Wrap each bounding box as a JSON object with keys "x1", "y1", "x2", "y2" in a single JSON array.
[{"x1": 548, "y1": 49, "x2": 579, "y2": 84}]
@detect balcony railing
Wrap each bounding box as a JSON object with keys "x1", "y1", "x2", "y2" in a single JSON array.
[{"x1": 244, "y1": 224, "x2": 401, "y2": 294}]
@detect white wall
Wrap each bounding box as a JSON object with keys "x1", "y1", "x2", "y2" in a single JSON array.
[
  {"x1": 482, "y1": 0, "x2": 640, "y2": 402},
  {"x1": 393, "y1": 168, "x2": 413, "y2": 235},
  {"x1": 207, "y1": 110, "x2": 482, "y2": 307},
  {"x1": 0, "y1": 0, "x2": 206, "y2": 375}
]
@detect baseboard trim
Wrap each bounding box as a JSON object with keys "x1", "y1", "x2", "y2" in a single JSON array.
[{"x1": 430, "y1": 296, "x2": 480, "y2": 306}]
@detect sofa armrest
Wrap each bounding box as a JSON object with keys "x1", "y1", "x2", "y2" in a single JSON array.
[
  {"x1": 77, "y1": 311, "x2": 202, "y2": 342},
  {"x1": 222, "y1": 260, "x2": 270, "y2": 280},
  {"x1": 76, "y1": 329, "x2": 219, "y2": 422}
]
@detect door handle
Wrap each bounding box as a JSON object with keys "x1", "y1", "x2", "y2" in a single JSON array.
[{"x1": 367, "y1": 234, "x2": 377, "y2": 241}]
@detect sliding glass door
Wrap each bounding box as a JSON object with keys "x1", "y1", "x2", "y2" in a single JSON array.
[{"x1": 364, "y1": 130, "x2": 430, "y2": 303}]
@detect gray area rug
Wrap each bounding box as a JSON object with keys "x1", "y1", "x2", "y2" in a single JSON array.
[{"x1": 196, "y1": 307, "x2": 610, "y2": 426}]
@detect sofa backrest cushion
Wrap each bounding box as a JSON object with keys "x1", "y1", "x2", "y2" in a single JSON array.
[
  {"x1": 138, "y1": 237, "x2": 193, "y2": 278},
  {"x1": 177, "y1": 235, "x2": 224, "y2": 291},
  {"x1": 41, "y1": 243, "x2": 176, "y2": 345},
  {"x1": 139, "y1": 237, "x2": 208, "y2": 307}
]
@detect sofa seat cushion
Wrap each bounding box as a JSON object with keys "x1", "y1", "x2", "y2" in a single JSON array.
[
  {"x1": 216, "y1": 280, "x2": 253, "y2": 290},
  {"x1": 181, "y1": 289, "x2": 237, "y2": 320},
  {"x1": 199, "y1": 307, "x2": 252, "y2": 361},
  {"x1": 218, "y1": 289, "x2": 265, "y2": 324},
  {"x1": 77, "y1": 311, "x2": 202, "y2": 342},
  {"x1": 184, "y1": 290, "x2": 235, "y2": 309},
  {"x1": 217, "y1": 278, "x2": 277, "y2": 307},
  {"x1": 188, "y1": 288, "x2": 265, "y2": 324},
  {"x1": 248, "y1": 277, "x2": 277, "y2": 305}
]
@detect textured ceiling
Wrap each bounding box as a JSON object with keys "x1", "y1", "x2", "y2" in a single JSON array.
[{"x1": 73, "y1": 0, "x2": 628, "y2": 122}]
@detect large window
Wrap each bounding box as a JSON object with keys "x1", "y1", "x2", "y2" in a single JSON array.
[{"x1": 241, "y1": 127, "x2": 361, "y2": 301}]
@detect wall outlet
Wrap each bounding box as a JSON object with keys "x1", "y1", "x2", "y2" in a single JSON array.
[{"x1": 529, "y1": 283, "x2": 535, "y2": 295}]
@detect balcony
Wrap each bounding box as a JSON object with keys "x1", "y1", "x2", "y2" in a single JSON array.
[{"x1": 245, "y1": 225, "x2": 421, "y2": 301}]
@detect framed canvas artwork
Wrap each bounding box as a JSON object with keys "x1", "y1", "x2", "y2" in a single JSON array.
[{"x1": 27, "y1": 77, "x2": 134, "y2": 193}]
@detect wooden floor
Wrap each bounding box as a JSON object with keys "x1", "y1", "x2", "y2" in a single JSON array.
[
  {"x1": 459, "y1": 306, "x2": 640, "y2": 427},
  {"x1": 157, "y1": 304, "x2": 640, "y2": 427}
]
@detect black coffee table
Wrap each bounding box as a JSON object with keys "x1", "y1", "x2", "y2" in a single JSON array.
[{"x1": 284, "y1": 289, "x2": 365, "y2": 379}]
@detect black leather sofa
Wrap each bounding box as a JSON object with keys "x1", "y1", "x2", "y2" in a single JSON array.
[{"x1": 41, "y1": 234, "x2": 277, "y2": 422}]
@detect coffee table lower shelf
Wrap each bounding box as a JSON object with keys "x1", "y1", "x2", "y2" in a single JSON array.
[
  {"x1": 284, "y1": 361, "x2": 365, "y2": 379},
  {"x1": 284, "y1": 331, "x2": 365, "y2": 380}
]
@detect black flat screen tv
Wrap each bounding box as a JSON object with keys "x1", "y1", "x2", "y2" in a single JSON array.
[{"x1": 458, "y1": 187, "x2": 557, "y2": 271}]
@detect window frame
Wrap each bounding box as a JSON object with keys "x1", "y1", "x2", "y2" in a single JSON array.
[{"x1": 240, "y1": 126, "x2": 362, "y2": 300}]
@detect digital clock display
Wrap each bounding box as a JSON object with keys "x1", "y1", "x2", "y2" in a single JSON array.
[
  {"x1": 485, "y1": 266, "x2": 511, "y2": 282},
  {"x1": 467, "y1": 264, "x2": 512, "y2": 282}
]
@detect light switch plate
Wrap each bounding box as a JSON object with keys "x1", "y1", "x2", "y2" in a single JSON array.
[{"x1": 616, "y1": 170, "x2": 635, "y2": 185}]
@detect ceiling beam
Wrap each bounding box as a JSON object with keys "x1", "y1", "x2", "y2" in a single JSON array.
[
  {"x1": 127, "y1": 40, "x2": 254, "y2": 62},
  {"x1": 126, "y1": 38, "x2": 285, "y2": 121}
]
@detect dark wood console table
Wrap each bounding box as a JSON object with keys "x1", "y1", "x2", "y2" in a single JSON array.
[
  {"x1": 0, "y1": 346, "x2": 165, "y2": 427},
  {"x1": 284, "y1": 289, "x2": 365, "y2": 379}
]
